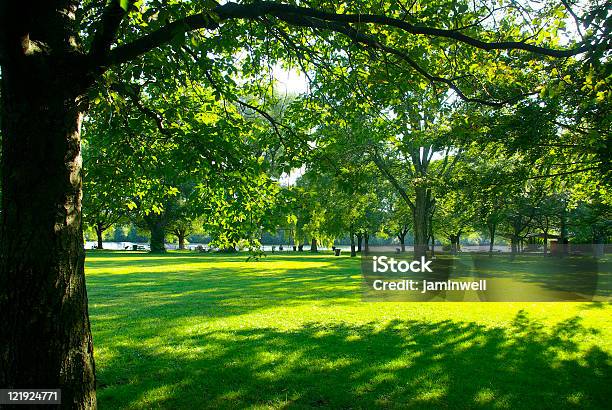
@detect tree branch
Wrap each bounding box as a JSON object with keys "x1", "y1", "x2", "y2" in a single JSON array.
[
  {"x1": 89, "y1": 1, "x2": 131, "y2": 57},
  {"x1": 101, "y1": 1, "x2": 596, "y2": 69},
  {"x1": 112, "y1": 83, "x2": 172, "y2": 136},
  {"x1": 371, "y1": 148, "x2": 415, "y2": 210},
  {"x1": 264, "y1": 3, "x2": 594, "y2": 57}
]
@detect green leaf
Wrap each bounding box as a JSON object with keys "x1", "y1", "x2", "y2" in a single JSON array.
[{"x1": 118, "y1": 0, "x2": 130, "y2": 12}]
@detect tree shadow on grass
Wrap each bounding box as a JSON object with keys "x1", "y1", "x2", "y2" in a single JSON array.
[{"x1": 96, "y1": 311, "x2": 610, "y2": 409}]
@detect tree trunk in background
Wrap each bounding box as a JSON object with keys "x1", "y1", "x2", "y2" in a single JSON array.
[
  {"x1": 511, "y1": 236, "x2": 519, "y2": 254},
  {"x1": 413, "y1": 187, "x2": 429, "y2": 259},
  {"x1": 310, "y1": 238, "x2": 318, "y2": 253},
  {"x1": 148, "y1": 219, "x2": 167, "y2": 253},
  {"x1": 96, "y1": 223, "x2": 104, "y2": 249},
  {"x1": 0, "y1": 3, "x2": 97, "y2": 406},
  {"x1": 449, "y1": 235, "x2": 457, "y2": 254},
  {"x1": 298, "y1": 243, "x2": 304, "y2": 251},
  {"x1": 398, "y1": 233, "x2": 406, "y2": 252},
  {"x1": 488, "y1": 223, "x2": 496, "y2": 254},
  {"x1": 145, "y1": 214, "x2": 166, "y2": 253},
  {"x1": 592, "y1": 228, "x2": 604, "y2": 258},
  {"x1": 559, "y1": 208, "x2": 568, "y2": 256},
  {"x1": 427, "y1": 212, "x2": 434, "y2": 257},
  {"x1": 357, "y1": 233, "x2": 363, "y2": 253},
  {"x1": 178, "y1": 233, "x2": 186, "y2": 250},
  {"x1": 431, "y1": 233, "x2": 435, "y2": 257},
  {"x1": 543, "y1": 230, "x2": 549, "y2": 255},
  {"x1": 350, "y1": 227, "x2": 356, "y2": 257},
  {"x1": 364, "y1": 232, "x2": 370, "y2": 253}
]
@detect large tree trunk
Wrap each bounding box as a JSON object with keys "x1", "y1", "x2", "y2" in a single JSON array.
[
  {"x1": 413, "y1": 187, "x2": 429, "y2": 259},
  {"x1": 0, "y1": 4, "x2": 97, "y2": 405},
  {"x1": 310, "y1": 237, "x2": 318, "y2": 253},
  {"x1": 147, "y1": 217, "x2": 167, "y2": 253},
  {"x1": 356, "y1": 233, "x2": 363, "y2": 253},
  {"x1": 178, "y1": 233, "x2": 186, "y2": 250}
]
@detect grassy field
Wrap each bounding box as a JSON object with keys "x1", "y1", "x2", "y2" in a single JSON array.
[{"x1": 86, "y1": 251, "x2": 611, "y2": 409}]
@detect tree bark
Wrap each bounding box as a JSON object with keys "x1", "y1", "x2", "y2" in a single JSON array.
[
  {"x1": 398, "y1": 233, "x2": 406, "y2": 252},
  {"x1": 428, "y1": 213, "x2": 434, "y2": 257},
  {"x1": 0, "y1": 4, "x2": 97, "y2": 405},
  {"x1": 559, "y1": 207, "x2": 568, "y2": 256},
  {"x1": 511, "y1": 235, "x2": 519, "y2": 254},
  {"x1": 488, "y1": 223, "x2": 496, "y2": 254},
  {"x1": 178, "y1": 232, "x2": 186, "y2": 250},
  {"x1": 310, "y1": 237, "x2": 318, "y2": 253},
  {"x1": 148, "y1": 217, "x2": 167, "y2": 253},
  {"x1": 364, "y1": 232, "x2": 370, "y2": 253},
  {"x1": 356, "y1": 233, "x2": 363, "y2": 253},
  {"x1": 350, "y1": 226, "x2": 356, "y2": 257},
  {"x1": 96, "y1": 222, "x2": 105, "y2": 250},
  {"x1": 412, "y1": 187, "x2": 429, "y2": 259},
  {"x1": 431, "y1": 232, "x2": 435, "y2": 257},
  {"x1": 449, "y1": 234, "x2": 458, "y2": 254}
]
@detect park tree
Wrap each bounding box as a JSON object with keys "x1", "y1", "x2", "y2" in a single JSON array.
[
  {"x1": 302, "y1": 68, "x2": 488, "y2": 258},
  {"x1": 380, "y1": 194, "x2": 413, "y2": 252},
  {"x1": 82, "y1": 124, "x2": 132, "y2": 249},
  {"x1": 568, "y1": 200, "x2": 612, "y2": 247},
  {"x1": 291, "y1": 169, "x2": 340, "y2": 253},
  {"x1": 370, "y1": 106, "x2": 464, "y2": 258},
  {"x1": 434, "y1": 182, "x2": 476, "y2": 254},
  {"x1": 311, "y1": 177, "x2": 374, "y2": 256},
  {"x1": 470, "y1": 91, "x2": 610, "y2": 253},
  {"x1": 169, "y1": 214, "x2": 205, "y2": 250},
  {"x1": 0, "y1": 0, "x2": 608, "y2": 406},
  {"x1": 285, "y1": 185, "x2": 313, "y2": 252},
  {"x1": 288, "y1": 149, "x2": 385, "y2": 256},
  {"x1": 499, "y1": 181, "x2": 546, "y2": 253},
  {"x1": 351, "y1": 178, "x2": 388, "y2": 253},
  {"x1": 134, "y1": 187, "x2": 191, "y2": 253},
  {"x1": 531, "y1": 191, "x2": 567, "y2": 254},
  {"x1": 296, "y1": 119, "x2": 392, "y2": 255},
  {"x1": 462, "y1": 145, "x2": 518, "y2": 253}
]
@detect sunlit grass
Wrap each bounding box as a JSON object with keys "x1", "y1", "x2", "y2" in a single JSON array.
[{"x1": 86, "y1": 251, "x2": 611, "y2": 409}]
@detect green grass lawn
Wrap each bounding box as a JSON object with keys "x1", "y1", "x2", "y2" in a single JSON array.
[{"x1": 86, "y1": 251, "x2": 611, "y2": 409}]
